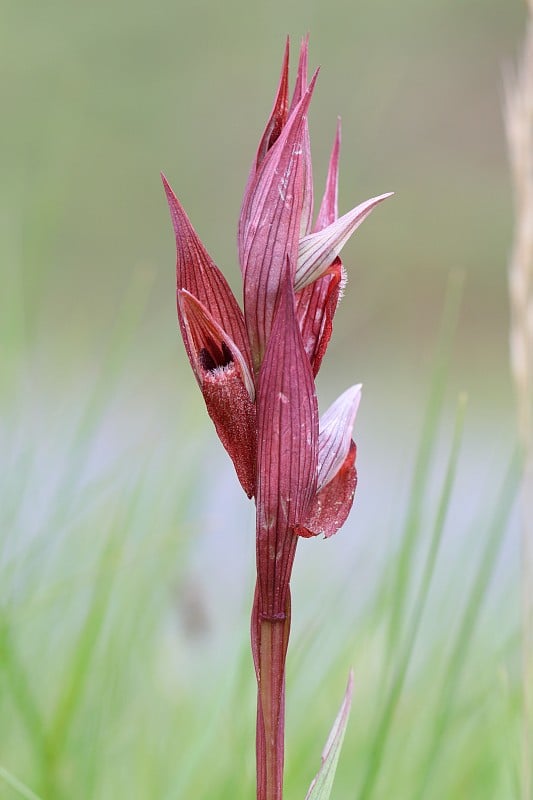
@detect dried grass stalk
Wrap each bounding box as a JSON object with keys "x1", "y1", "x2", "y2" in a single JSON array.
[{"x1": 505, "y1": 3, "x2": 533, "y2": 797}]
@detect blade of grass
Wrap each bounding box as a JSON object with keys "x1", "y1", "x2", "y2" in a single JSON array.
[
  {"x1": 9, "y1": 268, "x2": 154, "y2": 579},
  {"x1": 358, "y1": 392, "x2": 468, "y2": 800},
  {"x1": 47, "y1": 470, "x2": 148, "y2": 771},
  {"x1": 0, "y1": 617, "x2": 50, "y2": 786},
  {"x1": 304, "y1": 671, "x2": 354, "y2": 800},
  {"x1": 412, "y1": 450, "x2": 521, "y2": 800},
  {"x1": 0, "y1": 764, "x2": 43, "y2": 800},
  {"x1": 381, "y1": 272, "x2": 464, "y2": 662}
]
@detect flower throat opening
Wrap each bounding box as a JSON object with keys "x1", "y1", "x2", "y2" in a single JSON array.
[{"x1": 199, "y1": 338, "x2": 234, "y2": 372}]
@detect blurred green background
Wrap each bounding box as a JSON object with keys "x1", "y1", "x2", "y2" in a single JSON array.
[{"x1": 0, "y1": 0, "x2": 526, "y2": 798}]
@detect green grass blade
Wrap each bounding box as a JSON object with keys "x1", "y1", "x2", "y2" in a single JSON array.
[
  {"x1": 305, "y1": 672, "x2": 354, "y2": 800},
  {"x1": 0, "y1": 764, "x2": 43, "y2": 800},
  {"x1": 383, "y1": 272, "x2": 464, "y2": 661},
  {"x1": 358, "y1": 393, "x2": 468, "y2": 800},
  {"x1": 412, "y1": 451, "x2": 521, "y2": 800},
  {"x1": 0, "y1": 617, "x2": 50, "y2": 787}
]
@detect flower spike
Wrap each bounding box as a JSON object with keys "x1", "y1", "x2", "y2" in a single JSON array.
[{"x1": 163, "y1": 37, "x2": 392, "y2": 800}]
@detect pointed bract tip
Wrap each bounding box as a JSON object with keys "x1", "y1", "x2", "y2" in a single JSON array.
[
  {"x1": 315, "y1": 383, "x2": 361, "y2": 492},
  {"x1": 161, "y1": 173, "x2": 184, "y2": 234},
  {"x1": 303, "y1": 668, "x2": 355, "y2": 800},
  {"x1": 160, "y1": 171, "x2": 173, "y2": 197},
  {"x1": 297, "y1": 192, "x2": 392, "y2": 292}
]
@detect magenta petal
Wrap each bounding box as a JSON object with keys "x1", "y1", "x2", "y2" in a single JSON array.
[
  {"x1": 295, "y1": 441, "x2": 357, "y2": 539},
  {"x1": 162, "y1": 174, "x2": 253, "y2": 375},
  {"x1": 289, "y1": 37, "x2": 313, "y2": 238},
  {"x1": 299, "y1": 119, "x2": 314, "y2": 238},
  {"x1": 289, "y1": 35, "x2": 309, "y2": 111},
  {"x1": 295, "y1": 384, "x2": 361, "y2": 538},
  {"x1": 238, "y1": 40, "x2": 290, "y2": 272},
  {"x1": 255, "y1": 37, "x2": 290, "y2": 171},
  {"x1": 255, "y1": 267, "x2": 318, "y2": 613},
  {"x1": 315, "y1": 119, "x2": 341, "y2": 231},
  {"x1": 295, "y1": 192, "x2": 394, "y2": 292},
  {"x1": 317, "y1": 384, "x2": 361, "y2": 490},
  {"x1": 296, "y1": 259, "x2": 344, "y2": 376},
  {"x1": 241, "y1": 72, "x2": 319, "y2": 369},
  {"x1": 238, "y1": 40, "x2": 290, "y2": 266}
]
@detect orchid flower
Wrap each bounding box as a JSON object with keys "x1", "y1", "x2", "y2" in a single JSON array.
[{"x1": 163, "y1": 37, "x2": 392, "y2": 800}]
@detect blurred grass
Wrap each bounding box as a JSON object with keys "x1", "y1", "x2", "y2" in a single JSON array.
[
  {"x1": 0, "y1": 271, "x2": 521, "y2": 798},
  {"x1": 0, "y1": 1, "x2": 524, "y2": 798}
]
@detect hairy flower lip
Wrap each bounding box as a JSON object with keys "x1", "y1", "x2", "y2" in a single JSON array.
[{"x1": 178, "y1": 289, "x2": 256, "y2": 401}]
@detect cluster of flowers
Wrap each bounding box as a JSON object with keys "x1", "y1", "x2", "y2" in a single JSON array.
[{"x1": 163, "y1": 37, "x2": 391, "y2": 800}]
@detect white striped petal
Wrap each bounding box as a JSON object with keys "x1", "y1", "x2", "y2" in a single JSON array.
[
  {"x1": 295, "y1": 193, "x2": 393, "y2": 292},
  {"x1": 317, "y1": 384, "x2": 362, "y2": 491}
]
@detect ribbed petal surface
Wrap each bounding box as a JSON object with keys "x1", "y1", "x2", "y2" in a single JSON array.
[
  {"x1": 255, "y1": 269, "x2": 318, "y2": 615},
  {"x1": 295, "y1": 192, "x2": 393, "y2": 292},
  {"x1": 315, "y1": 119, "x2": 341, "y2": 231},
  {"x1": 162, "y1": 174, "x2": 252, "y2": 375},
  {"x1": 255, "y1": 38, "x2": 290, "y2": 172},
  {"x1": 178, "y1": 289, "x2": 255, "y2": 399},
  {"x1": 177, "y1": 290, "x2": 257, "y2": 498},
  {"x1": 295, "y1": 441, "x2": 357, "y2": 539},
  {"x1": 295, "y1": 259, "x2": 344, "y2": 376},
  {"x1": 241, "y1": 73, "x2": 318, "y2": 369},
  {"x1": 317, "y1": 384, "x2": 361, "y2": 490},
  {"x1": 289, "y1": 35, "x2": 309, "y2": 112},
  {"x1": 238, "y1": 39, "x2": 290, "y2": 266},
  {"x1": 290, "y1": 37, "x2": 313, "y2": 237}
]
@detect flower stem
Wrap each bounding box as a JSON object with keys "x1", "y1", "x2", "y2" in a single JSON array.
[{"x1": 252, "y1": 587, "x2": 291, "y2": 800}]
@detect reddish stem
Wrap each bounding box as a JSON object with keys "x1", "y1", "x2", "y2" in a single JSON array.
[{"x1": 252, "y1": 586, "x2": 291, "y2": 800}]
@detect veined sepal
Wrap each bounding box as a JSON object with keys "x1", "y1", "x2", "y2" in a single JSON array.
[
  {"x1": 162, "y1": 173, "x2": 252, "y2": 370},
  {"x1": 295, "y1": 385, "x2": 361, "y2": 538},
  {"x1": 295, "y1": 193, "x2": 393, "y2": 292},
  {"x1": 241, "y1": 71, "x2": 319, "y2": 370},
  {"x1": 255, "y1": 262, "x2": 318, "y2": 613},
  {"x1": 178, "y1": 289, "x2": 257, "y2": 498}
]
